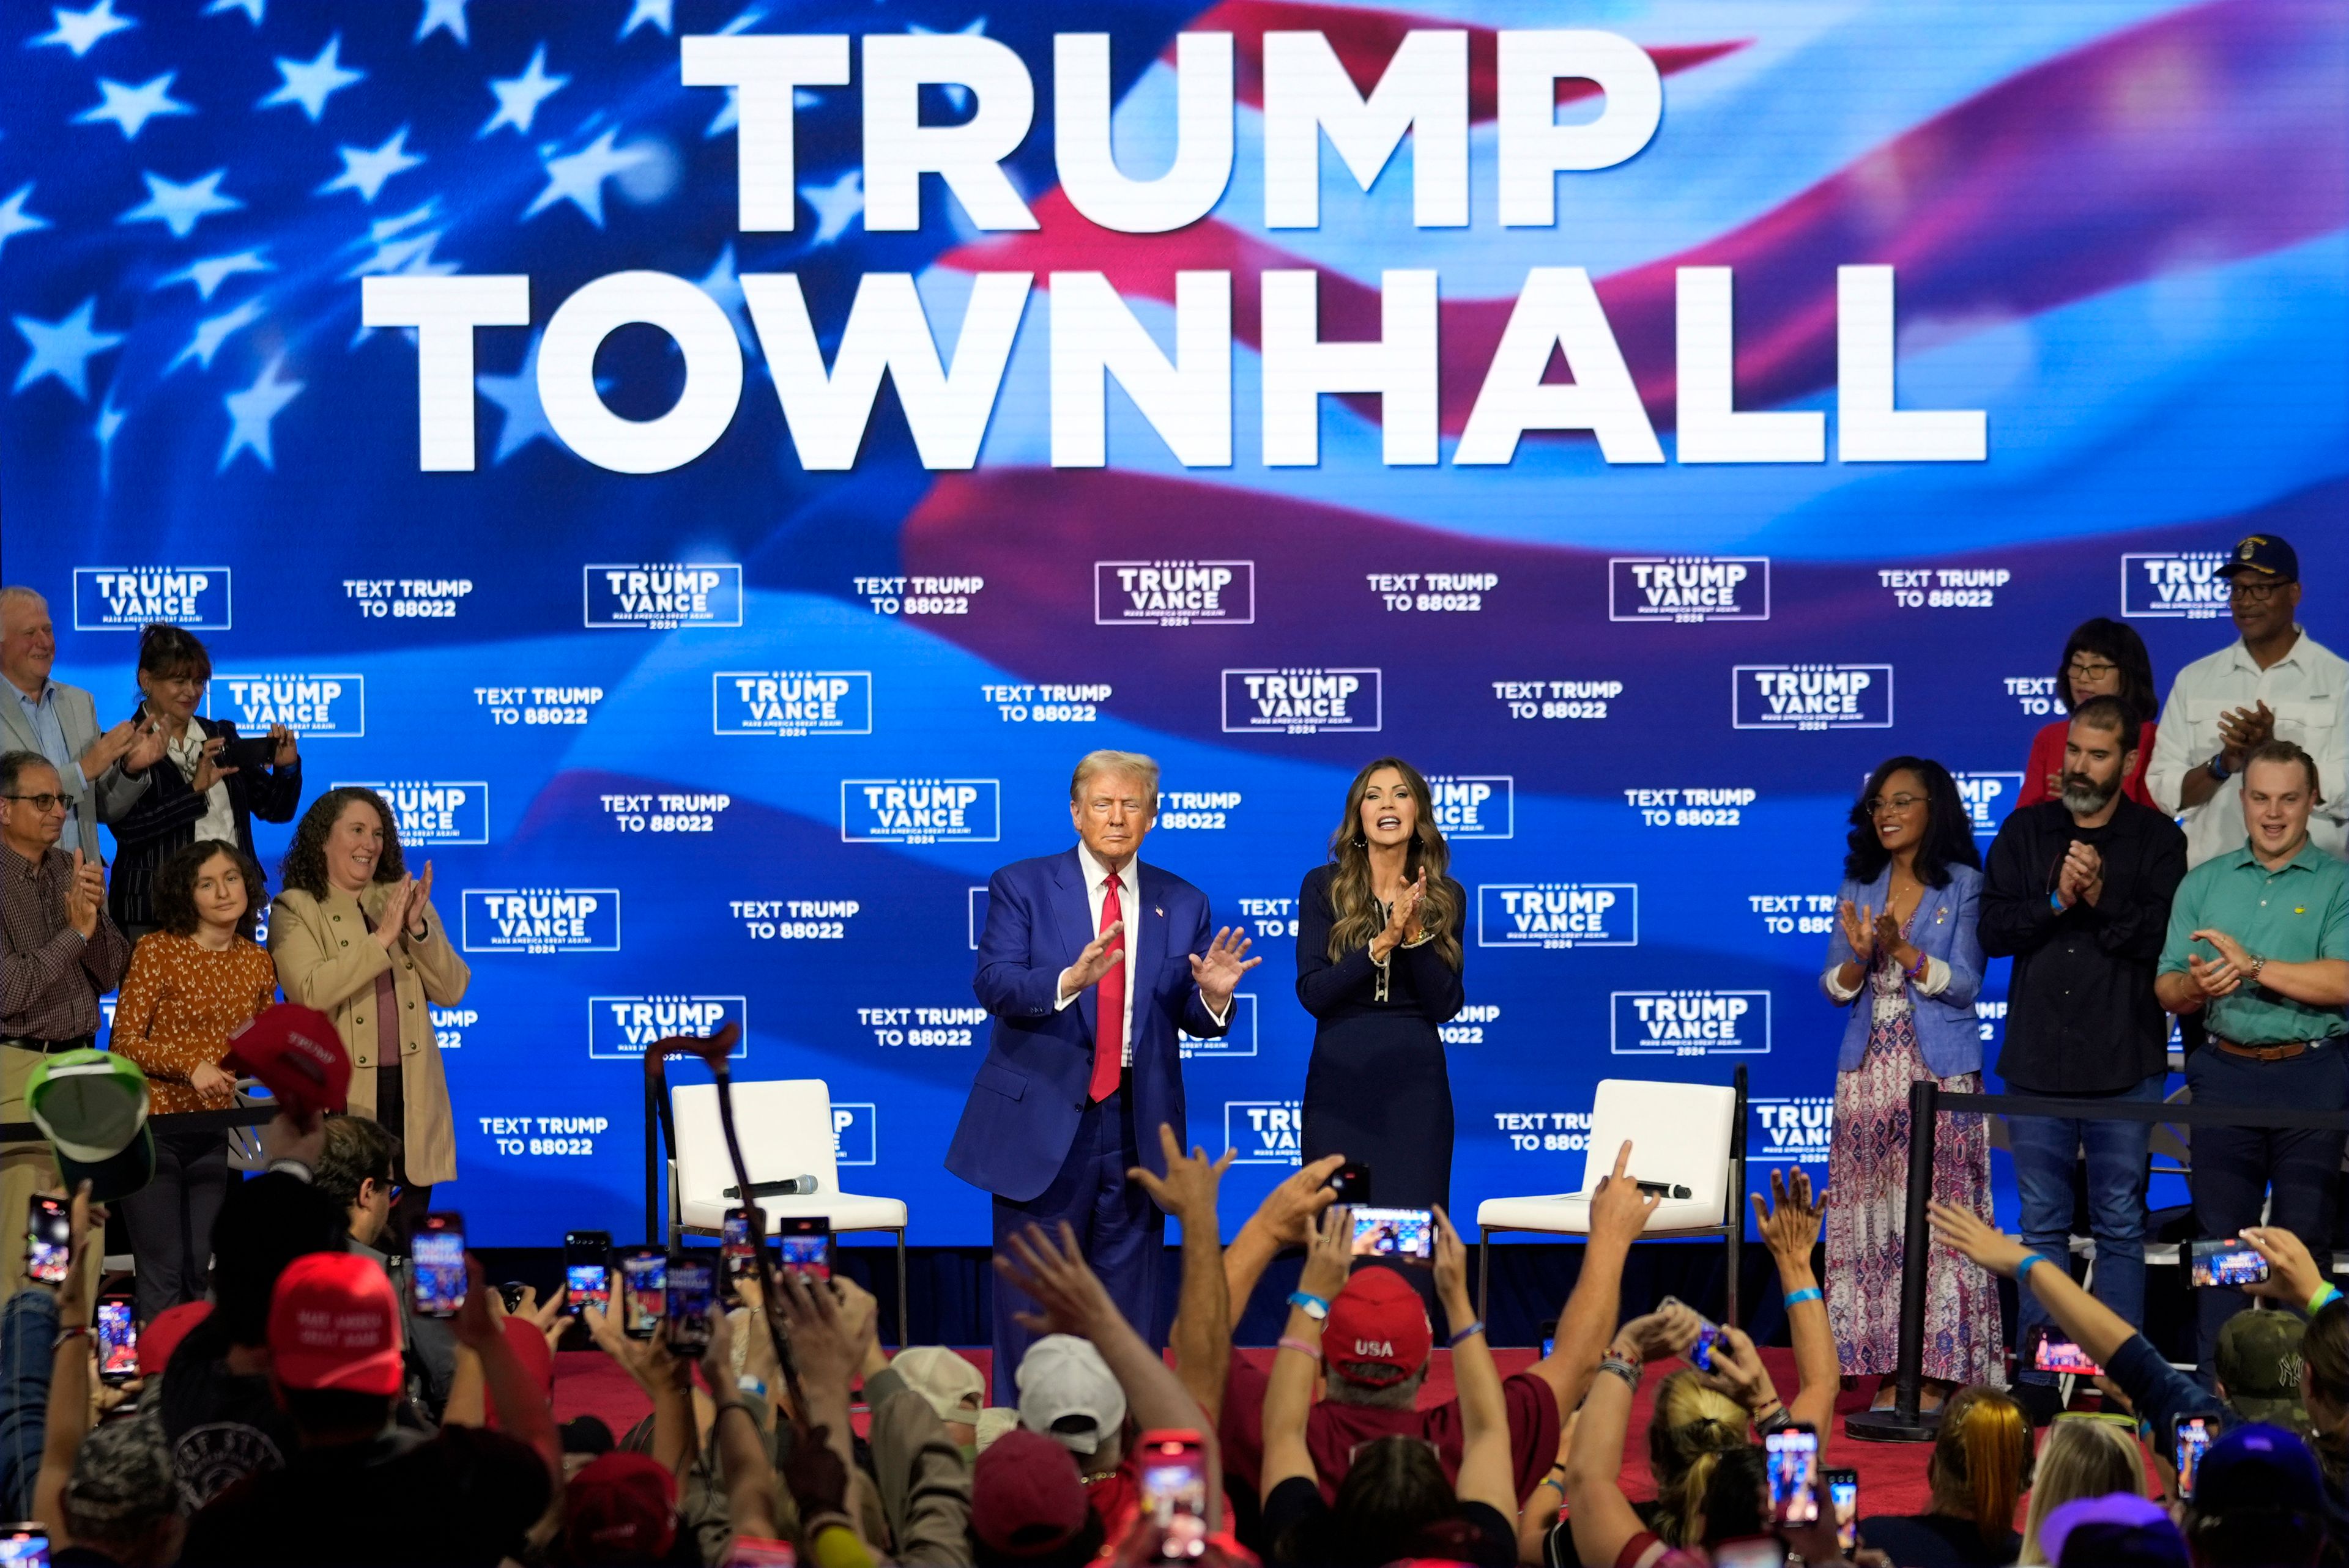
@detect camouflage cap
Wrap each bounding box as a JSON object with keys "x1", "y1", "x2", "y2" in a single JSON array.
[{"x1": 2217, "y1": 1309, "x2": 2308, "y2": 1434}]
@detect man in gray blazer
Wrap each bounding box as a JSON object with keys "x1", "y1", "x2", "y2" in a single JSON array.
[{"x1": 0, "y1": 587, "x2": 155, "y2": 860}]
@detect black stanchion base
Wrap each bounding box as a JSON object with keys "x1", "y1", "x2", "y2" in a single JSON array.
[{"x1": 1844, "y1": 1405, "x2": 1942, "y2": 1443}]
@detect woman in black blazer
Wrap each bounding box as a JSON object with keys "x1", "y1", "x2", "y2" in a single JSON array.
[
  {"x1": 1296, "y1": 756, "x2": 1468, "y2": 1213},
  {"x1": 103, "y1": 624, "x2": 303, "y2": 942}
]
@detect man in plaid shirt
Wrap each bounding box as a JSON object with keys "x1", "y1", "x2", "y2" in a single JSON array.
[{"x1": 0, "y1": 749, "x2": 131, "y2": 1294}]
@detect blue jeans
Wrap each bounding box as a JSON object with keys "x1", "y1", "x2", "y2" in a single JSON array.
[
  {"x1": 0, "y1": 1289, "x2": 57, "y2": 1520},
  {"x1": 2009, "y1": 1073, "x2": 2166, "y2": 1385}
]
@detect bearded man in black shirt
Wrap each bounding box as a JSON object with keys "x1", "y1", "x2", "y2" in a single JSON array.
[{"x1": 1980, "y1": 695, "x2": 2188, "y2": 1424}]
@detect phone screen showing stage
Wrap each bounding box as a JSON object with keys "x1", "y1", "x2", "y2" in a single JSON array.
[
  {"x1": 1765, "y1": 1427, "x2": 1819, "y2": 1525},
  {"x1": 1347, "y1": 1207, "x2": 1433, "y2": 1264},
  {"x1": 2191, "y1": 1240, "x2": 2268, "y2": 1288},
  {"x1": 96, "y1": 1301, "x2": 137, "y2": 1380}
]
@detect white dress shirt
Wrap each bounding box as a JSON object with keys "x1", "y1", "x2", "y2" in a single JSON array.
[
  {"x1": 166, "y1": 722, "x2": 237, "y2": 847},
  {"x1": 2146, "y1": 626, "x2": 2348, "y2": 867},
  {"x1": 1055, "y1": 841, "x2": 1228, "y2": 1063}
]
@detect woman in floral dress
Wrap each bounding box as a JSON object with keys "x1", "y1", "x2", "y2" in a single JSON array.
[{"x1": 1822, "y1": 756, "x2": 2000, "y2": 1406}]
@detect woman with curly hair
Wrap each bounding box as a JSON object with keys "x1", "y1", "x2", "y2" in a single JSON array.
[
  {"x1": 110, "y1": 839, "x2": 278, "y2": 1318},
  {"x1": 268, "y1": 786, "x2": 468, "y2": 1249},
  {"x1": 1822, "y1": 756, "x2": 1997, "y2": 1406},
  {"x1": 1296, "y1": 757, "x2": 1467, "y2": 1215}
]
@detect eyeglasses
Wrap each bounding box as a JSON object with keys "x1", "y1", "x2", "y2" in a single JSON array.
[
  {"x1": 2228, "y1": 580, "x2": 2288, "y2": 602},
  {"x1": 1864, "y1": 793, "x2": 1925, "y2": 816},
  {"x1": 2065, "y1": 659, "x2": 2118, "y2": 681},
  {"x1": 1, "y1": 794, "x2": 65, "y2": 813}
]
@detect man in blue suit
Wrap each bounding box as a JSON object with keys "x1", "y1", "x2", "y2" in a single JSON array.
[{"x1": 948, "y1": 749, "x2": 1260, "y2": 1391}]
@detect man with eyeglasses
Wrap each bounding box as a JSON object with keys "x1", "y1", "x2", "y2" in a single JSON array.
[
  {"x1": 1980, "y1": 696, "x2": 2188, "y2": 1422},
  {"x1": 0, "y1": 586, "x2": 158, "y2": 859},
  {"x1": 2148, "y1": 534, "x2": 2347, "y2": 869},
  {"x1": 0, "y1": 749, "x2": 132, "y2": 1293}
]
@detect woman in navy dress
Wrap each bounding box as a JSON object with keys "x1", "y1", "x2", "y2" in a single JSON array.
[{"x1": 1297, "y1": 756, "x2": 1468, "y2": 1212}]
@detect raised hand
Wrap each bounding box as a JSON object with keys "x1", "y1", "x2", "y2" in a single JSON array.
[
  {"x1": 1750, "y1": 1167, "x2": 1823, "y2": 1261},
  {"x1": 1926, "y1": 1200, "x2": 2032, "y2": 1278},
  {"x1": 1838, "y1": 900, "x2": 1875, "y2": 964},
  {"x1": 188, "y1": 736, "x2": 239, "y2": 795},
  {"x1": 1693, "y1": 1323, "x2": 1776, "y2": 1413},
  {"x1": 1612, "y1": 1300, "x2": 1701, "y2": 1363},
  {"x1": 2241, "y1": 1226, "x2": 2326, "y2": 1307},
  {"x1": 1127, "y1": 1123, "x2": 1234, "y2": 1225},
  {"x1": 1430, "y1": 1205, "x2": 1472, "y2": 1322},
  {"x1": 269, "y1": 722, "x2": 299, "y2": 766},
  {"x1": 1588, "y1": 1139, "x2": 1661, "y2": 1246},
  {"x1": 1188, "y1": 926, "x2": 1262, "y2": 1009},
  {"x1": 1297, "y1": 1204, "x2": 1352, "y2": 1304},
  {"x1": 1245, "y1": 1152, "x2": 1344, "y2": 1248},
  {"x1": 1058, "y1": 920, "x2": 1124, "y2": 1000},
  {"x1": 997, "y1": 1221, "x2": 1122, "y2": 1339}
]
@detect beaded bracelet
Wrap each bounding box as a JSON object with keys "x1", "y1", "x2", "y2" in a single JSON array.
[{"x1": 1597, "y1": 1355, "x2": 1641, "y2": 1392}]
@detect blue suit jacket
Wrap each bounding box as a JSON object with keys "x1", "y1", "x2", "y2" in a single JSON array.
[
  {"x1": 946, "y1": 848, "x2": 1228, "y2": 1204},
  {"x1": 1821, "y1": 860, "x2": 1986, "y2": 1078}
]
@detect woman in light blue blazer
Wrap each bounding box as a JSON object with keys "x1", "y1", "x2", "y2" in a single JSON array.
[{"x1": 1820, "y1": 756, "x2": 2001, "y2": 1407}]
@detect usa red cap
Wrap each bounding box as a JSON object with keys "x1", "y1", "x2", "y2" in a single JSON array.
[
  {"x1": 1325, "y1": 1268, "x2": 1433, "y2": 1386},
  {"x1": 224, "y1": 1004, "x2": 351, "y2": 1115},
  {"x1": 268, "y1": 1251, "x2": 404, "y2": 1396}
]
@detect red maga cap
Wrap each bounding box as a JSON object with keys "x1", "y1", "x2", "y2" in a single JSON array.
[
  {"x1": 1325, "y1": 1268, "x2": 1433, "y2": 1386},
  {"x1": 224, "y1": 1003, "x2": 351, "y2": 1115}
]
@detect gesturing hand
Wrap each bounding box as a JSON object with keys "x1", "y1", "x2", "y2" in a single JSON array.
[
  {"x1": 1926, "y1": 1200, "x2": 2033, "y2": 1278},
  {"x1": 188, "y1": 736, "x2": 239, "y2": 795},
  {"x1": 1750, "y1": 1168, "x2": 1822, "y2": 1262},
  {"x1": 1245, "y1": 1153, "x2": 1343, "y2": 1248},
  {"x1": 1587, "y1": 1140, "x2": 1661, "y2": 1246},
  {"x1": 1838, "y1": 900, "x2": 1876, "y2": 964},
  {"x1": 1127, "y1": 1123, "x2": 1233, "y2": 1226},
  {"x1": 1189, "y1": 926, "x2": 1262, "y2": 1010},
  {"x1": 997, "y1": 1221, "x2": 1122, "y2": 1340},
  {"x1": 1297, "y1": 1204, "x2": 1353, "y2": 1304},
  {"x1": 125, "y1": 715, "x2": 166, "y2": 774},
  {"x1": 2187, "y1": 953, "x2": 2241, "y2": 1000},
  {"x1": 64, "y1": 849, "x2": 100, "y2": 940},
  {"x1": 1059, "y1": 920, "x2": 1124, "y2": 1001}
]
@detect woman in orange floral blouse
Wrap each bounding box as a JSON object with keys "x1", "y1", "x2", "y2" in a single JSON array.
[{"x1": 110, "y1": 839, "x2": 278, "y2": 1319}]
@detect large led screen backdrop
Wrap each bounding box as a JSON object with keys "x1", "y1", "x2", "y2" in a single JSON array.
[{"x1": 3, "y1": 0, "x2": 2344, "y2": 1243}]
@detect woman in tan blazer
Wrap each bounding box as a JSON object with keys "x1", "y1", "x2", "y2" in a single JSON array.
[{"x1": 269, "y1": 786, "x2": 469, "y2": 1248}]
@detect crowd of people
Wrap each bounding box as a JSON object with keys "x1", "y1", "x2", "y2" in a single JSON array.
[{"x1": 0, "y1": 526, "x2": 2345, "y2": 1568}]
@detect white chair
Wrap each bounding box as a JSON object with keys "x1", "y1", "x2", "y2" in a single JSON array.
[
  {"x1": 1475, "y1": 1069, "x2": 1747, "y2": 1325},
  {"x1": 667, "y1": 1078, "x2": 908, "y2": 1344}
]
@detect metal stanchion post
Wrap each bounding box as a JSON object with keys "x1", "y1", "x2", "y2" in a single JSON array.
[{"x1": 1846, "y1": 1078, "x2": 1942, "y2": 1442}]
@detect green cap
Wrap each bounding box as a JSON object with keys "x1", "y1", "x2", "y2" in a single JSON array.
[
  {"x1": 2217, "y1": 1309, "x2": 2308, "y2": 1435},
  {"x1": 24, "y1": 1050, "x2": 154, "y2": 1203}
]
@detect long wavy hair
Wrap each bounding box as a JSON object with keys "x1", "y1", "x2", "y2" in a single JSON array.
[
  {"x1": 279, "y1": 786, "x2": 406, "y2": 900},
  {"x1": 1649, "y1": 1372, "x2": 1751, "y2": 1547},
  {"x1": 1323, "y1": 757, "x2": 1463, "y2": 971},
  {"x1": 1842, "y1": 756, "x2": 1980, "y2": 889}
]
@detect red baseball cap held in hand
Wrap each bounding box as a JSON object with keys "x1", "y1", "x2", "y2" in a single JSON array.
[
  {"x1": 224, "y1": 1003, "x2": 351, "y2": 1115},
  {"x1": 1326, "y1": 1268, "x2": 1433, "y2": 1386},
  {"x1": 269, "y1": 1251, "x2": 404, "y2": 1396}
]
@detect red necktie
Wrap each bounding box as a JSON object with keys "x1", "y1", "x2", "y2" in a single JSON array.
[{"x1": 1089, "y1": 871, "x2": 1125, "y2": 1103}]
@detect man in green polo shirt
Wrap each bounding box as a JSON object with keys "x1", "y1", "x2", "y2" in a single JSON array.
[{"x1": 2158, "y1": 739, "x2": 2349, "y2": 1372}]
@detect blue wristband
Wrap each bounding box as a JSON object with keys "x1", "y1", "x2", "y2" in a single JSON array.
[
  {"x1": 2016, "y1": 1252, "x2": 2055, "y2": 1280},
  {"x1": 1783, "y1": 1286, "x2": 1822, "y2": 1309},
  {"x1": 1286, "y1": 1290, "x2": 1330, "y2": 1322},
  {"x1": 1447, "y1": 1320, "x2": 1486, "y2": 1347}
]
